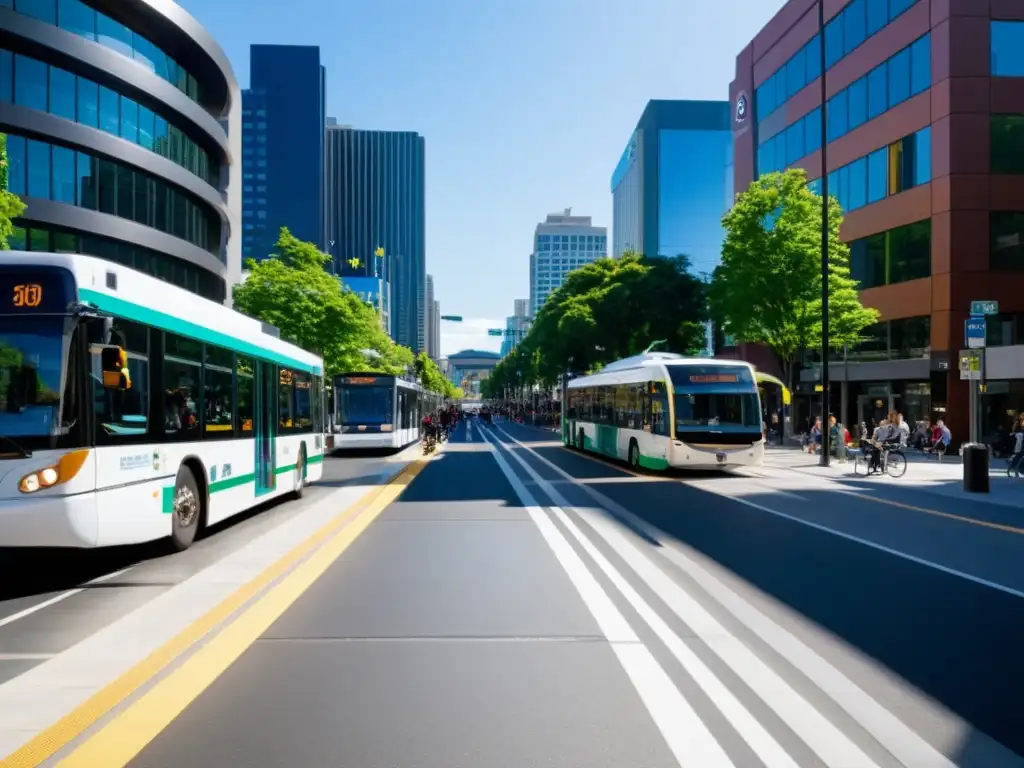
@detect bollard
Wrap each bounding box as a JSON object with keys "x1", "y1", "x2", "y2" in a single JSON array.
[{"x1": 962, "y1": 443, "x2": 990, "y2": 493}]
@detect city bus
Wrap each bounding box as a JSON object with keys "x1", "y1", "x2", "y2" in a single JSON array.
[
  {"x1": 0, "y1": 252, "x2": 326, "y2": 551},
  {"x1": 562, "y1": 352, "x2": 764, "y2": 470},
  {"x1": 328, "y1": 373, "x2": 440, "y2": 451}
]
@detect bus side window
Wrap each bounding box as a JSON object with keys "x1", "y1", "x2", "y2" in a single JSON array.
[{"x1": 90, "y1": 320, "x2": 150, "y2": 445}]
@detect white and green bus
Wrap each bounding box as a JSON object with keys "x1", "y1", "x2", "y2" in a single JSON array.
[
  {"x1": 0, "y1": 252, "x2": 326, "y2": 551},
  {"x1": 562, "y1": 352, "x2": 764, "y2": 470}
]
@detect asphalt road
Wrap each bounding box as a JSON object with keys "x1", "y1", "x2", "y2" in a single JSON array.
[
  {"x1": 123, "y1": 417, "x2": 1024, "y2": 768},
  {"x1": 0, "y1": 449, "x2": 393, "y2": 686}
]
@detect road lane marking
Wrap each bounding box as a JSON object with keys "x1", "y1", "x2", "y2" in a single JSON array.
[
  {"x1": 485, "y1": 429, "x2": 869, "y2": 768},
  {"x1": 0, "y1": 568, "x2": 133, "y2": 630},
  {"x1": 0, "y1": 462, "x2": 425, "y2": 768},
  {"x1": 481, "y1": 423, "x2": 732, "y2": 767},
  {"x1": 54, "y1": 459, "x2": 428, "y2": 768},
  {"x1": 496, "y1": 426, "x2": 963, "y2": 768},
  {"x1": 0, "y1": 654, "x2": 55, "y2": 661}
]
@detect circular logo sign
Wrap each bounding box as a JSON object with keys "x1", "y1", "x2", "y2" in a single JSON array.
[{"x1": 735, "y1": 92, "x2": 748, "y2": 123}]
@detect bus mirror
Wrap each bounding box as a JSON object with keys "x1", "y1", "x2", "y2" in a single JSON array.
[{"x1": 100, "y1": 345, "x2": 131, "y2": 390}]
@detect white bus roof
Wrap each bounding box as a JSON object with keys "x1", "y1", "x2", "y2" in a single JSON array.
[
  {"x1": 1, "y1": 251, "x2": 323, "y2": 375},
  {"x1": 568, "y1": 354, "x2": 753, "y2": 389}
]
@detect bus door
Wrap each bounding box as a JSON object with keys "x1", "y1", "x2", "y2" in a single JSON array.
[{"x1": 254, "y1": 361, "x2": 277, "y2": 495}]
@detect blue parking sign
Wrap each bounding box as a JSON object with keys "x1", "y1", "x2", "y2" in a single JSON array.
[{"x1": 965, "y1": 316, "x2": 986, "y2": 349}]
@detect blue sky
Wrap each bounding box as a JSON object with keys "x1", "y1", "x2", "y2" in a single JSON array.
[{"x1": 179, "y1": 0, "x2": 785, "y2": 356}]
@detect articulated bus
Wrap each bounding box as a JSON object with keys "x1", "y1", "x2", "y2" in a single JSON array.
[
  {"x1": 0, "y1": 252, "x2": 326, "y2": 551},
  {"x1": 562, "y1": 352, "x2": 764, "y2": 470},
  {"x1": 329, "y1": 374, "x2": 440, "y2": 451}
]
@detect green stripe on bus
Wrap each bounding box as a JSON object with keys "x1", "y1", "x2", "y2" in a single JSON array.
[{"x1": 80, "y1": 289, "x2": 323, "y2": 375}]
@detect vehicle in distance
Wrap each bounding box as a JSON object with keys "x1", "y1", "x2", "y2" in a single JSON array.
[
  {"x1": 328, "y1": 374, "x2": 440, "y2": 451},
  {"x1": 0, "y1": 252, "x2": 326, "y2": 551},
  {"x1": 562, "y1": 352, "x2": 764, "y2": 469}
]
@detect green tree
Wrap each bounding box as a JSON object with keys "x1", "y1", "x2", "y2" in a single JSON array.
[
  {"x1": 0, "y1": 134, "x2": 27, "y2": 248},
  {"x1": 521, "y1": 252, "x2": 708, "y2": 384},
  {"x1": 232, "y1": 228, "x2": 413, "y2": 376},
  {"x1": 708, "y1": 168, "x2": 878, "y2": 388}
]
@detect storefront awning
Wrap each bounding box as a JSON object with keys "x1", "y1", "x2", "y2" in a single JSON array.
[{"x1": 755, "y1": 371, "x2": 792, "y2": 405}]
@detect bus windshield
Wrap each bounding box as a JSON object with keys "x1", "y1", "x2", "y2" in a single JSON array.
[
  {"x1": 338, "y1": 386, "x2": 393, "y2": 425},
  {"x1": 668, "y1": 365, "x2": 760, "y2": 432},
  {"x1": 0, "y1": 316, "x2": 64, "y2": 441}
]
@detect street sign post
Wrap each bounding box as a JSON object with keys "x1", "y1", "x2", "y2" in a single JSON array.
[
  {"x1": 965, "y1": 317, "x2": 987, "y2": 349},
  {"x1": 970, "y1": 300, "x2": 998, "y2": 316},
  {"x1": 487, "y1": 329, "x2": 504, "y2": 337},
  {"x1": 440, "y1": 315, "x2": 463, "y2": 322}
]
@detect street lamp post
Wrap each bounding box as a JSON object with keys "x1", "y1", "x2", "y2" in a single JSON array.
[{"x1": 817, "y1": 0, "x2": 831, "y2": 467}]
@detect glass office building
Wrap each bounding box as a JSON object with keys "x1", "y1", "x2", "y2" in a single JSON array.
[
  {"x1": 324, "y1": 125, "x2": 426, "y2": 352},
  {"x1": 610, "y1": 99, "x2": 731, "y2": 281},
  {"x1": 0, "y1": 0, "x2": 242, "y2": 302},
  {"x1": 242, "y1": 45, "x2": 325, "y2": 262}
]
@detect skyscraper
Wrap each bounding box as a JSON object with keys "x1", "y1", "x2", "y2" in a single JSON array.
[
  {"x1": 529, "y1": 210, "x2": 607, "y2": 316},
  {"x1": 432, "y1": 299, "x2": 441, "y2": 361},
  {"x1": 425, "y1": 273, "x2": 437, "y2": 359},
  {"x1": 500, "y1": 299, "x2": 532, "y2": 357},
  {"x1": 324, "y1": 126, "x2": 426, "y2": 352},
  {"x1": 242, "y1": 45, "x2": 325, "y2": 262},
  {"x1": 610, "y1": 100, "x2": 730, "y2": 278}
]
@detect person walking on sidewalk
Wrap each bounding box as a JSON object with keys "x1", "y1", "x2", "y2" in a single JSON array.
[{"x1": 1009, "y1": 415, "x2": 1024, "y2": 477}]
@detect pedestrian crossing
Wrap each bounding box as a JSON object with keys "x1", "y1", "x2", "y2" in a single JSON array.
[{"x1": 468, "y1": 419, "x2": 1019, "y2": 768}]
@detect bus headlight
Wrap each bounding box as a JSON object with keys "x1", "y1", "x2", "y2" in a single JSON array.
[{"x1": 19, "y1": 450, "x2": 90, "y2": 494}]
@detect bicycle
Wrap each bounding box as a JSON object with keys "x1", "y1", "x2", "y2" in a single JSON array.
[
  {"x1": 853, "y1": 441, "x2": 907, "y2": 478},
  {"x1": 422, "y1": 430, "x2": 437, "y2": 455}
]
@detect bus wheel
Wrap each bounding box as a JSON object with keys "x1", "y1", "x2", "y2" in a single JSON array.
[
  {"x1": 628, "y1": 440, "x2": 640, "y2": 470},
  {"x1": 293, "y1": 446, "x2": 306, "y2": 499},
  {"x1": 169, "y1": 465, "x2": 201, "y2": 551}
]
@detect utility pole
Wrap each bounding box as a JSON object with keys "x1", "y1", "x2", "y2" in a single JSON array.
[{"x1": 817, "y1": 0, "x2": 831, "y2": 467}]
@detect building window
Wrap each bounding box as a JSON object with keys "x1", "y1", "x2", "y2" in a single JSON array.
[
  {"x1": 5, "y1": 130, "x2": 221, "y2": 256},
  {"x1": 850, "y1": 220, "x2": 930, "y2": 289},
  {"x1": 992, "y1": 21, "x2": 1024, "y2": 77},
  {"x1": 12, "y1": 0, "x2": 202, "y2": 103},
  {"x1": 991, "y1": 212, "x2": 1024, "y2": 270},
  {"x1": 991, "y1": 116, "x2": 1024, "y2": 174}
]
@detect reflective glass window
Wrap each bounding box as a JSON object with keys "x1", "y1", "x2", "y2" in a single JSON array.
[
  {"x1": 992, "y1": 22, "x2": 1024, "y2": 77},
  {"x1": 866, "y1": 0, "x2": 887, "y2": 36},
  {"x1": 991, "y1": 212, "x2": 1024, "y2": 270},
  {"x1": 99, "y1": 86, "x2": 119, "y2": 135},
  {"x1": 6, "y1": 135, "x2": 26, "y2": 195},
  {"x1": 827, "y1": 90, "x2": 847, "y2": 141},
  {"x1": 13, "y1": 54, "x2": 47, "y2": 112},
  {"x1": 26, "y1": 139, "x2": 49, "y2": 199},
  {"x1": 96, "y1": 158, "x2": 115, "y2": 214},
  {"x1": 913, "y1": 127, "x2": 931, "y2": 186},
  {"x1": 119, "y1": 96, "x2": 138, "y2": 143},
  {"x1": 787, "y1": 119, "x2": 805, "y2": 164},
  {"x1": 806, "y1": 35, "x2": 821, "y2": 83},
  {"x1": 851, "y1": 232, "x2": 885, "y2": 288},
  {"x1": 51, "y1": 145, "x2": 75, "y2": 204},
  {"x1": 847, "y1": 76, "x2": 867, "y2": 130},
  {"x1": 867, "y1": 63, "x2": 887, "y2": 119},
  {"x1": 15, "y1": 0, "x2": 55, "y2": 24},
  {"x1": 889, "y1": 0, "x2": 916, "y2": 18},
  {"x1": 138, "y1": 106, "x2": 155, "y2": 150},
  {"x1": 0, "y1": 51, "x2": 11, "y2": 103},
  {"x1": 805, "y1": 107, "x2": 822, "y2": 154},
  {"x1": 848, "y1": 157, "x2": 867, "y2": 211},
  {"x1": 825, "y1": 15, "x2": 844, "y2": 69},
  {"x1": 992, "y1": 115, "x2": 1024, "y2": 174},
  {"x1": 787, "y1": 48, "x2": 806, "y2": 98},
  {"x1": 48, "y1": 66, "x2": 76, "y2": 120},
  {"x1": 96, "y1": 14, "x2": 132, "y2": 58},
  {"x1": 868, "y1": 147, "x2": 888, "y2": 203},
  {"x1": 844, "y1": 0, "x2": 867, "y2": 54},
  {"x1": 910, "y1": 35, "x2": 930, "y2": 95},
  {"x1": 76, "y1": 77, "x2": 97, "y2": 127},
  {"x1": 889, "y1": 220, "x2": 931, "y2": 283},
  {"x1": 116, "y1": 164, "x2": 133, "y2": 220},
  {"x1": 76, "y1": 151, "x2": 95, "y2": 209},
  {"x1": 888, "y1": 48, "x2": 911, "y2": 106},
  {"x1": 57, "y1": 0, "x2": 94, "y2": 40}
]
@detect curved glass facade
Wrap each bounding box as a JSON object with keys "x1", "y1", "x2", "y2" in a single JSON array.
[
  {"x1": 5, "y1": 131, "x2": 221, "y2": 255},
  {"x1": 3, "y1": 0, "x2": 201, "y2": 103},
  {"x1": 0, "y1": 49, "x2": 217, "y2": 186},
  {"x1": 7, "y1": 221, "x2": 225, "y2": 301}
]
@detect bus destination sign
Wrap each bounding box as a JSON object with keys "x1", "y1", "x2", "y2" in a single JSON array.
[
  {"x1": 344, "y1": 376, "x2": 378, "y2": 385},
  {"x1": 689, "y1": 374, "x2": 738, "y2": 383},
  {"x1": 0, "y1": 269, "x2": 72, "y2": 313}
]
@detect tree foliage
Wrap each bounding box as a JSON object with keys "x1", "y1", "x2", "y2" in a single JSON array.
[
  {"x1": 0, "y1": 134, "x2": 27, "y2": 248},
  {"x1": 708, "y1": 168, "x2": 878, "y2": 384},
  {"x1": 483, "y1": 252, "x2": 708, "y2": 396},
  {"x1": 232, "y1": 228, "x2": 413, "y2": 377},
  {"x1": 414, "y1": 350, "x2": 461, "y2": 398}
]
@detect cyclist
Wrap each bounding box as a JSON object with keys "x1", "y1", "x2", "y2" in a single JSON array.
[
  {"x1": 422, "y1": 412, "x2": 436, "y2": 446},
  {"x1": 866, "y1": 417, "x2": 898, "y2": 473},
  {"x1": 439, "y1": 408, "x2": 451, "y2": 441}
]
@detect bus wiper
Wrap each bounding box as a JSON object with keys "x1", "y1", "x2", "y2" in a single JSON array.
[{"x1": 0, "y1": 434, "x2": 31, "y2": 458}]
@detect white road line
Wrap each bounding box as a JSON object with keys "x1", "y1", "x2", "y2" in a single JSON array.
[
  {"x1": 497, "y1": 426, "x2": 962, "y2": 768},
  {"x1": 484, "y1": 429, "x2": 862, "y2": 768},
  {"x1": 481, "y1": 427, "x2": 733, "y2": 767},
  {"x1": 0, "y1": 567, "x2": 132, "y2": 631},
  {"x1": 0, "y1": 654, "x2": 55, "y2": 661}
]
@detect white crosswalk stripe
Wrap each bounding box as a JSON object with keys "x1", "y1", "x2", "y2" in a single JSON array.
[{"x1": 473, "y1": 423, "x2": 969, "y2": 768}]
